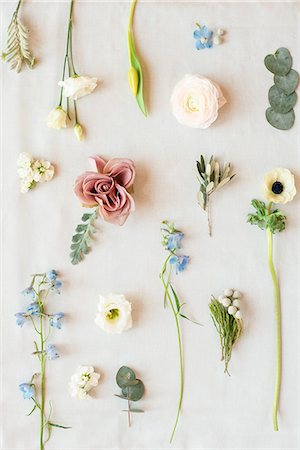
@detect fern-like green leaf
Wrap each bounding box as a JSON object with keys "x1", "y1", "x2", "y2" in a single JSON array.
[
  {"x1": 70, "y1": 210, "x2": 98, "y2": 265},
  {"x1": 2, "y1": 7, "x2": 35, "y2": 73}
]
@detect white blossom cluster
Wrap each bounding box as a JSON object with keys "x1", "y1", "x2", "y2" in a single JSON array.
[
  {"x1": 69, "y1": 366, "x2": 100, "y2": 400},
  {"x1": 218, "y1": 288, "x2": 243, "y2": 319},
  {"x1": 17, "y1": 152, "x2": 54, "y2": 193}
]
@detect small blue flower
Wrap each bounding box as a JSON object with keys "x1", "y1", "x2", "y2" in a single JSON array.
[
  {"x1": 49, "y1": 312, "x2": 64, "y2": 329},
  {"x1": 21, "y1": 287, "x2": 36, "y2": 301},
  {"x1": 167, "y1": 232, "x2": 184, "y2": 251},
  {"x1": 46, "y1": 270, "x2": 57, "y2": 282},
  {"x1": 193, "y1": 25, "x2": 213, "y2": 50},
  {"x1": 170, "y1": 255, "x2": 189, "y2": 274},
  {"x1": 19, "y1": 383, "x2": 35, "y2": 399},
  {"x1": 26, "y1": 302, "x2": 41, "y2": 316},
  {"x1": 46, "y1": 344, "x2": 60, "y2": 360},
  {"x1": 51, "y1": 279, "x2": 63, "y2": 294},
  {"x1": 15, "y1": 312, "x2": 27, "y2": 327}
]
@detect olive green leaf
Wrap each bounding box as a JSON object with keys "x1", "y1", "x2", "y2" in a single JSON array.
[
  {"x1": 274, "y1": 69, "x2": 299, "y2": 95},
  {"x1": 116, "y1": 366, "x2": 137, "y2": 388},
  {"x1": 264, "y1": 47, "x2": 292, "y2": 76},
  {"x1": 266, "y1": 107, "x2": 295, "y2": 130},
  {"x1": 268, "y1": 85, "x2": 297, "y2": 113},
  {"x1": 122, "y1": 380, "x2": 145, "y2": 401}
]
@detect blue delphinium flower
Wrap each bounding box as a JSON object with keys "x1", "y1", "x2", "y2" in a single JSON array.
[
  {"x1": 193, "y1": 24, "x2": 213, "y2": 50},
  {"x1": 26, "y1": 302, "x2": 41, "y2": 316},
  {"x1": 49, "y1": 312, "x2": 64, "y2": 329},
  {"x1": 19, "y1": 383, "x2": 35, "y2": 399},
  {"x1": 15, "y1": 312, "x2": 27, "y2": 327},
  {"x1": 51, "y1": 279, "x2": 63, "y2": 294},
  {"x1": 21, "y1": 287, "x2": 36, "y2": 301},
  {"x1": 167, "y1": 232, "x2": 184, "y2": 252},
  {"x1": 46, "y1": 344, "x2": 60, "y2": 360},
  {"x1": 46, "y1": 269, "x2": 57, "y2": 282},
  {"x1": 170, "y1": 255, "x2": 189, "y2": 274}
]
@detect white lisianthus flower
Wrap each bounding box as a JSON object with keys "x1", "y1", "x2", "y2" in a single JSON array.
[
  {"x1": 69, "y1": 366, "x2": 100, "y2": 400},
  {"x1": 32, "y1": 160, "x2": 55, "y2": 183},
  {"x1": 47, "y1": 106, "x2": 67, "y2": 130},
  {"x1": 95, "y1": 294, "x2": 132, "y2": 334},
  {"x1": 58, "y1": 76, "x2": 97, "y2": 100},
  {"x1": 74, "y1": 123, "x2": 84, "y2": 141},
  {"x1": 263, "y1": 168, "x2": 296, "y2": 204},
  {"x1": 170, "y1": 74, "x2": 226, "y2": 129}
]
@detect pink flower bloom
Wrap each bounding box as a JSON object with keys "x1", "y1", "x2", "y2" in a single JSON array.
[{"x1": 74, "y1": 156, "x2": 136, "y2": 226}]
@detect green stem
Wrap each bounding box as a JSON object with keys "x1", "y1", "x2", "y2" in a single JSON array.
[
  {"x1": 39, "y1": 300, "x2": 45, "y2": 450},
  {"x1": 127, "y1": 0, "x2": 137, "y2": 67},
  {"x1": 15, "y1": 0, "x2": 22, "y2": 15},
  {"x1": 161, "y1": 264, "x2": 183, "y2": 443},
  {"x1": 58, "y1": 0, "x2": 75, "y2": 106},
  {"x1": 267, "y1": 226, "x2": 281, "y2": 431}
]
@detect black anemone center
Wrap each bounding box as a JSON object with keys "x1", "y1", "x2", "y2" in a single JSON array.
[{"x1": 272, "y1": 181, "x2": 284, "y2": 195}]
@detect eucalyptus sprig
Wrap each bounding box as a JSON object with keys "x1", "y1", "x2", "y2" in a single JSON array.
[
  {"x1": 160, "y1": 220, "x2": 199, "y2": 443},
  {"x1": 15, "y1": 271, "x2": 70, "y2": 450},
  {"x1": 127, "y1": 0, "x2": 147, "y2": 116},
  {"x1": 2, "y1": 0, "x2": 36, "y2": 72},
  {"x1": 115, "y1": 366, "x2": 145, "y2": 427},
  {"x1": 196, "y1": 155, "x2": 235, "y2": 236},
  {"x1": 70, "y1": 209, "x2": 98, "y2": 265}
]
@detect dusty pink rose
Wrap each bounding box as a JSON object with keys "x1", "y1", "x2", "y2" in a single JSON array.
[{"x1": 74, "y1": 156, "x2": 135, "y2": 226}]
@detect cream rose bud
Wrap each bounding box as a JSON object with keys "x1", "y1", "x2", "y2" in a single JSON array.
[
  {"x1": 170, "y1": 74, "x2": 226, "y2": 129},
  {"x1": 58, "y1": 76, "x2": 97, "y2": 100},
  {"x1": 95, "y1": 294, "x2": 132, "y2": 334},
  {"x1": 47, "y1": 107, "x2": 67, "y2": 130},
  {"x1": 74, "y1": 123, "x2": 84, "y2": 141}
]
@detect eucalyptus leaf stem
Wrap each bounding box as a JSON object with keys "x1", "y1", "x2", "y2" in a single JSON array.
[{"x1": 267, "y1": 226, "x2": 281, "y2": 432}]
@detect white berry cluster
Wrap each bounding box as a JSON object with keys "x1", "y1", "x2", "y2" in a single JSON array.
[
  {"x1": 218, "y1": 288, "x2": 243, "y2": 319},
  {"x1": 17, "y1": 152, "x2": 54, "y2": 193}
]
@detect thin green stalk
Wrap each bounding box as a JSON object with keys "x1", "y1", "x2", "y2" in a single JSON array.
[
  {"x1": 58, "y1": 0, "x2": 74, "y2": 105},
  {"x1": 15, "y1": 0, "x2": 22, "y2": 15},
  {"x1": 127, "y1": 0, "x2": 137, "y2": 66},
  {"x1": 39, "y1": 301, "x2": 45, "y2": 450},
  {"x1": 267, "y1": 226, "x2": 281, "y2": 432}
]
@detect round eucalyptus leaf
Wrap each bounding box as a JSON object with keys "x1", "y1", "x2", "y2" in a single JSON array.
[
  {"x1": 264, "y1": 47, "x2": 292, "y2": 76},
  {"x1": 266, "y1": 107, "x2": 295, "y2": 130},
  {"x1": 268, "y1": 85, "x2": 297, "y2": 113},
  {"x1": 116, "y1": 366, "x2": 136, "y2": 388},
  {"x1": 122, "y1": 379, "x2": 145, "y2": 401},
  {"x1": 274, "y1": 69, "x2": 299, "y2": 95}
]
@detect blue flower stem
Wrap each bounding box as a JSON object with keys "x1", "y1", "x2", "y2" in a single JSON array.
[
  {"x1": 39, "y1": 296, "x2": 45, "y2": 450},
  {"x1": 160, "y1": 260, "x2": 183, "y2": 443}
]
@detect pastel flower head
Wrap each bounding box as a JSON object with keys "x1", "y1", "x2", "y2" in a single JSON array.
[
  {"x1": 58, "y1": 76, "x2": 98, "y2": 100},
  {"x1": 32, "y1": 159, "x2": 55, "y2": 183},
  {"x1": 51, "y1": 279, "x2": 63, "y2": 294},
  {"x1": 21, "y1": 287, "x2": 36, "y2": 301},
  {"x1": 46, "y1": 270, "x2": 57, "y2": 282},
  {"x1": 49, "y1": 312, "x2": 64, "y2": 329},
  {"x1": 95, "y1": 294, "x2": 132, "y2": 334},
  {"x1": 17, "y1": 152, "x2": 32, "y2": 169},
  {"x1": 46, "y1": 344, "x2": 60, "y2": 360},
  {"x1": 74, "y1": 123, "x2": 84, "y2": 141},
  {"x1": 170, "y1": 255, "x2": 189, "y2": 274},
  {"x1": 167, "y1": 232, "x2": 184, "y2": 251},
  {"x1": 193, "y1": 25, "x2": 213, "y2": 50},
  {"x1": 20, "y1": 176, "x2": 35, "y2": 193},
  {"x1": 170, "y1": 74, "x2": 226, "y2": 129},
  {"x1": 19, "y1": 383, "x2": 35, "y2": 399},
  {"x1": 263, "y1": 168, "x2": 296, "y2": 204},
  {"x1": 47, "y1": 106, "x2": 67, "y2": 130},
  {"x1": 74, "y1": 156, "x2": 136, "y2": 226},
  {"x1": 15, "y1": 312, "x2": 27, "y2": 327},
  {"x1": 26, "y1": 302, "x2": 41, "y2": 316},
  {"x1": 69, "y1": 366, "x2": 100, "y2": 399}
]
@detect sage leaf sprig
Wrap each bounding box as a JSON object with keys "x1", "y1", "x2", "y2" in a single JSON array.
[
  {"x1": 2, "y1": 0, "x2": 35, "y2": 72},
  {"x1": 70, "y1": 209, "x2": 98, "y2": 265},
  {"x1": 196, "y1": 155, "x2": 235, "y2": 236},
  {"x1": 127, "y1": 0, "x2": 147, "y2": 116},
  {"x1": 160, "y1": 220, "x2": 200, "y2": 443},
  {"x1": 15, "y1": 271, "x2": 70, "y2": 450},
  {"x1": 209, "y1": 289, "x2": 243, "y2": 374},
  {"x1": 115, "y1": 366, "x2": 145, "y2": 427}
]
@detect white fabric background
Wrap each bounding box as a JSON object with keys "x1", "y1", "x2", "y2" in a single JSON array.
[{"x1": 1, "y1": 1, "x2": 299, "y2": 449}]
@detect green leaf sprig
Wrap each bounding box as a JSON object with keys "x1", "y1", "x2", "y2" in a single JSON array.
[
  {"x1": 70, "y1": 209, "x2": 98, "y2": 265},
  {"x1": 127, "y1": 0, "x2": 147, "y2": 116},
  {"x1": 2, "y1": 0, "x2": 35, "y2": 72},
  {"x1": 115, "y1": 366, "x2": 145, "y2": 427},
  {"x1": 196, "y1": 155, "x2": 235, "y2": 236},
  {"x1": 247, "y1": 199, "x2": 286, "y2": 233}
]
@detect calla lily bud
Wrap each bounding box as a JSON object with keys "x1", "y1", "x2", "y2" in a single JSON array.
[{"x1": 128, "y1": 66, "x2": 139, "y2": 96}]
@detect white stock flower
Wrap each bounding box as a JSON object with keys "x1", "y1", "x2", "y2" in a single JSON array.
[
  {"x1": 47, "y1": 107, "x2": 67, "y2": 130},
  {"x1": 20, "y1": 176, "x2": 35, "y2": 193},
  {"x1": 17, "y1": 152, "x2": 32, "y2": 169},
  {"x1": 95, "y1": 294, "x2": 132, "y2": 334},
  {"x1": 69, "y1": 366, "x2": 100, "y2": 399},
  {"x1": 32, "y1": 160, "x2": 55, "y2": 183},
  {"x1": 170, "y1": 74, "x2": 226, "y2": 129},
  {"x1": 58, "y1": 76, "x2": 97, "y2": 100}
]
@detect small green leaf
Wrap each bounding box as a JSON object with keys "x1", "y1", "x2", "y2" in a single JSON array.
[
  {"x1": 48, "y1": 422, "x2": 71, "y2": 429},
  {"x1": 70, "y1": 209, "x2": 98, "y2": 265},
  {"x1": 122, "y1": 380, "x2": 145, "y2": 401},
  {"x1": 116, "y1": 366, "x2": 136, "y2": 388},
  {"x1": 169, "y1": 284, "x2": 181, "y2": 313},
  {"x1": 128, "y1": 32, "x2": 147, "y2": 116},
  {"x1": 27, "y1": 405, "x2": 37, "y2": 416},
  {"x1": 266, "y1": 107, "x2": 295, "y2": 130},
  {"x1": 264, "y1": 47, "x2": 292, "y2": 76},
  {"x1": 274, "y1": 69, "x2": 299, "y2": 95},
  {"x1": 268, "y1": 85, "x2": 297, "y2": 113}
]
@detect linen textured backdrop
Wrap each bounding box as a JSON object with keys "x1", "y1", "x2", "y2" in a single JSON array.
[{"x1": 1, "y1": 0, "x2": 299, "y2": 449}]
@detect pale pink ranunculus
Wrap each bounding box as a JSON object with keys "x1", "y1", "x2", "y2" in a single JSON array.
[
  {"x1": 74, "y1": 156, "x2": 136, "y2": 226},
  {"x1": 170, "y1": 74, "x2": 226, "y2": 129}
]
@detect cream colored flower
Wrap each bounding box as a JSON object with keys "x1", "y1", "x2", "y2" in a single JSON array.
[
  {"x1": 58, "y1": 76, "x2": 97, "y2": 100},
  {"x1": 170, "y1": 74, "x2": 226, "y2": 129},
  {"x1": 20, "y1": 176, "x2": 35, "y2": 193},
  {"x1": 95, "y1": 294, "x2": 132, "y2": 334},
  {"x1": 69, "y1": 366, "x2": 100, "y2": 399},
  {"x1": 74, "y1": 123, "x2": 84, "y2": 141},
  {"x1": 32, "y1": 160, "x2": 55, "y2": 183},
  {"x1": 263, "y1": 168, "x2": 296, "y2": 204},
  {"x1": 47, "y1": 107, "x2": 67, "y2": 130}
]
